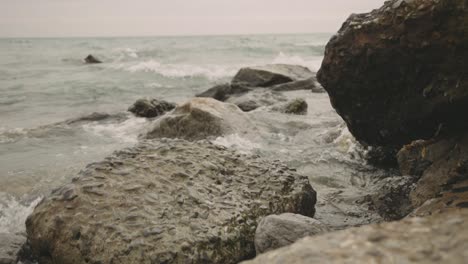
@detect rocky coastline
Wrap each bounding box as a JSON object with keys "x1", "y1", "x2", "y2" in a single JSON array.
[{"x1": 3, "y1": 0, "x2": 468, "y2": 263}]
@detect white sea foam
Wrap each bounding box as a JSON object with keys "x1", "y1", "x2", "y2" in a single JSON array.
[
  {"x1": 272, "y1": 52, "x2": 323, "y2": 71},
  {"x1": 212, "y1": 134, "x2": 260, "y2": 154},
  {"x1": 119, "y1": 60, "x2": 237, "y2": 80},
  {"x1": 82, "y1": 117, "x2": 149, "y2": 144},
  {"x1": 0, "y1": 194, "x2": 42, "y2": 234},
  {"x1": 0, "y1": 127, "x2": 27, "y2": 144}
]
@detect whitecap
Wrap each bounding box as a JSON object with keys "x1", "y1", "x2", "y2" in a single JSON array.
[
  {"x1": 272, "y1": 52, "x2": 323, "y2": 71},
  {"x1": 82, "y1": 116, "x2": 149, "y2": 144},
  {"x1": 0, "y1": 194, "x2": 42, "y2": 234}
]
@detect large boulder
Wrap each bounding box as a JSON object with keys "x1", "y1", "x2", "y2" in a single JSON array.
[
  {"x1": 254, "y1": 213, "x2": 329, "y2": 254},
  {"x1": 317, "y1": 0, "x2": 468, "y2": 147},
  {"x1": 243, "y1": 209, "x2": 468, "y2": 264},
  {"x1": 26, "y1": 139, "x2": 316, "y2": 264},
  {"x1": 146, "y1": 98, "x2": 255, "y2": 140},
  {"x1": 128, "y1": 98, "x2": 176, "y2": 118},
  {"x1": 232, "y1": 64, "x2": 314, "y2": 88}
]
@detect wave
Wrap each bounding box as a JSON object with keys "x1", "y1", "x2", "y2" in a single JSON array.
[
  {"x1": 115, "y1": 60, "x2": 238, "y2": 80},
  {"x1": 0, "y1": 194, "x2": 42, "y2": 234},
  {"x1": 272, "y1": 52, "x2": 323, "y2": 72},
  {"x1": 212, "y1": 134, "x2": 261, "y2": 154},
  {"x1": 82, "y1": 115, "x2": 150, "y2": 144}
]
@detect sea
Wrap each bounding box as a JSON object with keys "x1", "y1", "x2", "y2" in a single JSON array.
[{"x1": 0, "y1": 33, "x2": 393, "y2": 238}]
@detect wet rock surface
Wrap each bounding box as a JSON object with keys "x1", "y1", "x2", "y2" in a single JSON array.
[
  {"x1": 243, "y1": 209, "x2": 468, "y2": 264},
  {"x1": 398, "y1": 134, "x2": 468, "y2": 210},
  {"x1": 317, "y1": 0, "x2": 468, "y2": 147},
  {"x1": 145, "y1": 98, "x2": 256, "y2": 140},
  {"x1": 128, "y1": 98, "x2": 176, "y2": 118},
  {"x1": 254, "y1": 213, "x2": 329, "y2": 254},
  {"x1": 26, "y1": 139, "x2": 316, "y2": 264},
  {"x1": 196, "y1": 83, "x2": 251, "y2": 102},
  {"x1": 226, "y1": 90, "x2": 288, "y2": 112},
  {"x1": 280, "y1": 99, "x2": 308, "y2": 115},
  {"x1": 232, "y1": 64, "x2": 314, "y2": 88}
]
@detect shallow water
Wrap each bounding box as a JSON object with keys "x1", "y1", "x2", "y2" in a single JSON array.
[{"x1": 0, "y1": 33, "x2": 392, "y2": 237}]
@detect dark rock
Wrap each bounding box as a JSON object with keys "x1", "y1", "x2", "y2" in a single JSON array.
[
  {"x1": 398, "y1": 134, "x2": 468, "y2": 209},
  {"x1": 196, "y1": 83, "x2": 251, "y2": 102},
  {"x1": 317, "y1": 0, "x2": 468, "y2": 147},
  {"x1": 232, "y1": 64, "x2": 314, "y2": 88},
  {"x1": 146, "y1": 98, "x2": 256, "y2": 140},
  {"x1": 369, "y1": 176, "x2": 416, "y2": 221},
  {"x1": 26, "y1": 139, "x2": 316, "y2": 264},
  {"x1": 236, "y1": 100, "x2": 261, "y2": 112},
  {"x1": 0, "y1": 233, "x2": 25, "y2": 264},
  {"x1": 365, "y1": 146, "x2": 399, "y2": 169},
  {"x1": 84, "y1": 54, "x2": 102, "y2": 64},
  {"x1": 128, "y1": 98, "x2": 176, "y2": 118},
  {"x1": 243, "y1": 209, "x2": 468, "y2": 264},
  {"x1": 254, "y1": 213, "x2": 329, "y2": 254},
  {"x1": 282, "y1": 99, "x2": 308, "y2": 115}
]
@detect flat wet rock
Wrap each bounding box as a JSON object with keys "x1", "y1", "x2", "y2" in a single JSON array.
[
  {"x1": 243, "y1": 209, "x2": 468, "y2": 264},
  {"x1": 26, "y1": 139, "x2": 316, "y2": 264},
  {"x1": 232, "y1": 64, "x2": 314, "y2": 88}
]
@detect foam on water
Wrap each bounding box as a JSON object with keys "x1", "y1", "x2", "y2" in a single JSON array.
[
  {"x1": 212, "y1": 134, "x2": 261, "y2": 154},
  {"x1": 0, "y1": 194, "x2": 42, "y2": 234},
  {"x1": 116, "y1": 59, "x2": 238, "y2": 80},
  {"x1": 272, "y1": 52, "x2": 323, "y2": 71},
  {"x1": 82, "y1": 116, "x2": 150, "y2": 144}
]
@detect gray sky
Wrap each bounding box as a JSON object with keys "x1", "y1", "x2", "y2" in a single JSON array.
[{"x1": 0, "y1": 0, "x2": 385, "y2": 37}]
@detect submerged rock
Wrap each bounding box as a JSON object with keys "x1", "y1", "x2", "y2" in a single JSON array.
[
  {"x1": 317, "y1": 0, "x2": 468, "y2": 147},
  {"x1": 244, "y1": 209, "x2": 468, "y2": 264},
  {"x1": 254, "y1": 213, "x2": 329, "y2": 254},
  {"x1": 196, "y1": 83, "x2": 251, "y2": 102},
  {"x1": 232, "y1": 64, "x2": 314, "y2": 88},
  {"x1": 128, "y1": 98, "x2": 176, "y2": 118},
  {"x1": 281, "y1": 99, "x2": 308, "y2": 115},
  {"x1": 26, "y1": 139, "x2": 316, "y2": 264},
  {"x1": 84, "y1": 54, "x2": 102, "y2": 64},
  {"x1": 226, "y1": 90, "x2": 288, "y2": 112},
  {"x1": 146, "y1": 97, "x2": 255, "y2": 140},
  {"x1": 0, "y1": 233, "x2": 25, "y2": 264}
]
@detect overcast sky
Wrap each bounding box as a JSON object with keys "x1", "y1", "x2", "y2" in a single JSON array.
[{"x1": 0, "y1": 0, "x2": 385, "y2": 37}]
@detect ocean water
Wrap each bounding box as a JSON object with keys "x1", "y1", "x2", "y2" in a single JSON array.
[{"x1": 0, "y1": 34, "x2": 392, "y2": 238}]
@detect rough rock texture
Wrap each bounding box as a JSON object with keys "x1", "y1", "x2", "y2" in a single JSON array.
[
  {"x1": 196, "y1": 84, "x2": 250, "y2": 102},
  {"x1": 128, "y1": 98, "x2": 176, "y2": 118},
  {"x1": 226, "y1": 90, "x2": 287, "y2": 112},
  {"x1": 232, "y1": 64, "x2": 314, "y2": 88},
  {"x1": 254, "y1": 213, "x2": 329, "y2": 254},
  {"x1": 146, "y1": 98, "x2": 255, "y2": 140},
  {"x1": 243, "y1": 209, "x2": 468, "y2": 264},
  {"x1": 84, "y1": 54, "x2": 102, "y2": 64},
  {"x1": 368, "y1": 176, "x2": 416, "y2": 221},
  {"x1": 0, "y1": 233, "x2": 25, "y2": 264},
  {"x1": 281, "y1": 99, "x2": 308, "y2": 115},
  {"x1": 317, "y1": 0, "x2": 468, "y2": 147},
  {"x1": 270, "y1": 78, "x2": 320, "y2": 92},
  {"x1": 26, "y1": 139, "x2": 316, "y2": 264},
  {"x1": 397, "y1": 134, "x2": 468, "y2": 209}
]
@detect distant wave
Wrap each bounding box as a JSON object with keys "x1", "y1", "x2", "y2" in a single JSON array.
[
  {"x1": 272, "y1": 52, "x2": 323, "y2": 71},
  {"x1": 115, "y1": 60, "x2": 238, "y2": 80}
]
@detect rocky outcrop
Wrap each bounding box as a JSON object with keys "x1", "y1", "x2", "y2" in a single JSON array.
[
  {"x1": 232, "y1": 64, "x2": 314, "y2": 88},
  {"x1": 84, "y1": 54, "x2": 102, "y2": 64},
  {"x1": 145, "y1": 98, "x2": 255, "y2": 140},
  {"x1": 26, "y1": 139, "x2": 316, "y2": 264},
  {"x1": 397, "y1": 134, "x2": 468, "y2": 211},
  {"x1": 254, "y1": 213, "x2": 328, "y2": 254},
  {"x1": 128, "y1": 98, "x2": 176, "y2": 118},
  {"x1": 317, "y1": 0, "x2": 468, "y2": 147},
  {"x1": 243, "y1": 209, "x2": 468, "y2": 264}
]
